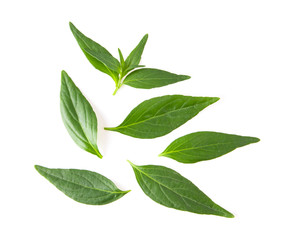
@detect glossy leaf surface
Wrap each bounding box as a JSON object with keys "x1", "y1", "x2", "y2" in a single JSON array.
[
  {"x1": 35, "y1": 165, "x2": 130, "y2": 205},
  {"x1": 124, "y1": 34, "x2": 148, "y2": 74},
  {"x1": 160, "y1": 131, "x2": 260, "y2": 163},
  {"x1": 69, "y1": 22, "x2": 119, "y2": 80},
  {"x1": 128, "y1": 161, "x2": 233, "y2": 218},
  {"x1": 123, "y1": 68, "x2": 190, "y2": 89},
  {"x1": 105, "y1": 95, "x2": 219, "y2": 138},
  {"x1": 60, "y1": 71, "x2": 102, "y2": 158}
]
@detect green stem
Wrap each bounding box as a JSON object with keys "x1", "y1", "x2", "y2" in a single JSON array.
[
  {"x1": 113, "y1": 83, "x2": 121, "y2": 95},
  {"x1": 113, "y1": 71, "x2": 124, "y2": 95}
]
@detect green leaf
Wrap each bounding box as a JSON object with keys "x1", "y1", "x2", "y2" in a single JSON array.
[
  {"x1": 160, "y1": 131, "x2": 260, "y2": 163},
  {"x1": 123, "y1": 68, "x2": 190, "y2": 89},
  {"x1": 105, "y1": 95, "x2": 219, "y2": 139},
  {"x1": 60, "y1": 71, "x2": 102, "y2": 158},
  {"x1": 128, "y1": 161, "x2": 234, "y2": 218},
  {"x1": 84, "y1": 48, "x2": 120, "y2": 73},
  {"x1": 35, "y1": 165, "x2": 130, "y2": 205},
  {"x1": 123, "y1": 64, "x2": 145, "y2": 75},
  {"x1": 124, "y1": 34, "x2": 148, "y2": 74},
  {"x1": 118, "y1": 48, "x2": 125, "y2": 67},
  {"x1": 69, "y1": 22, "x2": 119, "y2": 80}
]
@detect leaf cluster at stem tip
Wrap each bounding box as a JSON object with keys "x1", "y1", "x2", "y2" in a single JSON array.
[{"x1": 69, "y1": 22, "x2": 190, "y2": 95}]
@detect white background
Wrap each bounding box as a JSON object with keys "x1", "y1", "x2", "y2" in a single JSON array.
[{"x1": 1, "y1": 0, "x2": 295, "y2": 239}]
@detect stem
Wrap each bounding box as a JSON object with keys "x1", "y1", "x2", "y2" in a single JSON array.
[
  {"x1": 113, "y1": 85, "x2": 119, "y2": 95},
  {"x1": 113, "y1": 70, "x2": 124, "y2": 95},
  {"x1": 113, "y1": 81, "x2": 122, "y2": 95}
]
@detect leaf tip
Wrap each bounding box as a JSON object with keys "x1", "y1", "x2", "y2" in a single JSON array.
[
  {"x1": 225, "y1": 212, "x2": 235, "y2": 218},
  {"x1": 218, "y1": 207, "x2": 234, "y2": 218},
  {"x1": 246, "y1": 136, "x2": 260, "y2": 144},
  {"x1": 210, "y1": 97, "x2": 220, "y2": 104},
  {"x1": 124, "y1": 189, "x2": 132, "y2": 194},
  {"x1": 69, "y1": 21, "x2": 76, "y2": 31},
  {"x1": 34, "y1": 165, "x2": 44, "y2": 174},
  {"x1": 61, "y1": 70, "x2": 69, "y2": 83}
]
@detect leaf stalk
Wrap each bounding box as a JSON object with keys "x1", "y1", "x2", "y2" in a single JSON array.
[{"x1": 113, "y1": 70, "x2": 124, "y2": 95}]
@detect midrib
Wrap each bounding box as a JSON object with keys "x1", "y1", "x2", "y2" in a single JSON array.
[
  {"x1": 164, "y1": 141, "x2": 240, "y2": 155},
  {"x1": 114, "y1": 103, "x2": 205, "y2": 130},
  {"x1": 134, "y1": 166, "x2": 227, "y2": 215},
  {"x1": 41, "y1": 170, "x2": 124, "y2": 194}
]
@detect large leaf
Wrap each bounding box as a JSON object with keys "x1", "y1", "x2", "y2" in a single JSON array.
[
  {"x1": 124, "y1": 34, "x2": 148, "y2": 74},
  {"x1": 105, "y1": 95, "x2": 219, "y2": 139},
  {"x1": 123, "y1": 68, "x2": 190, "y2": 89},
  {"x1": 69, "y1": 22, "x2": 119, "y2": 80},
  {"x1": 160, "y1": 131, "x2": 260, "y2": 163},
  {"x1": 128, "y1": 161, "x2": 234, "y2": 218},
  {"x1": 35, "y1": 165, "x2": 130, "y2": 205},
  {"x1": 60, "y1": 71, "x2": 102, "y2": 158}
]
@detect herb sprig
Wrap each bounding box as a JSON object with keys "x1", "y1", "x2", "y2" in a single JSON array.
[{"x1": 70, "y1": 22, "x2": 190, "y2": 95}]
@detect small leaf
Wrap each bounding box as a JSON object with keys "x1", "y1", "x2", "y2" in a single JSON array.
[
  {"x1": 160, "y1": 131, "x2": 260, "y2": 163},
  {"x1": 118, "y1": 48, "x2": 125, "y2": 67},
  {"x1": 128, "y1": 161, "x2": 233, "y2": 218},
  {"x1": 105, "y1": 95, "x2": 219, "y2": 139},
  {"x1": 69, "y1": 22, "x2": 119, "y2": 80},
  {"x1": 60, "y1": 71, "x2": 102, "y2": 158},
  {"x1": 124, "y1": 34, "x2": 148, "y2": 74},
  {"x1": 35, "y1": 165, "x2": 130, "y2": 205},
  {"x1": 123, "y1": 68, "x2": 190, "y2": 89}
]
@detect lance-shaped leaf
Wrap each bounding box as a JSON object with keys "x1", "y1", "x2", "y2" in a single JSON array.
[
  {"x1": 118, "y1": 48, "x2": 125, "y2": 66},
  {"x1": 123, "y1": 34, "x2": 148, "y2": 75},
  {"x1": 69, "y1": 22, "x2": 119, "y2": 81},
  {"x1": 159, "y1": 131, "x2": 260, "y2": 163},
  {"x1": 104, "y1": 95, "x2": 219, "y2": 139},
  {"x1": 60, "y1": 71, "x2": 102, "y2": 158},
  {"x1": 35, "y1": 165, "x2": 130, "y2": 205},
  {"x1": 128, "y1": 161, "x2": 234, "y2": 218},
  {"x1": 123, "y1": 68, "x2": 190, "y2": 89}
]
